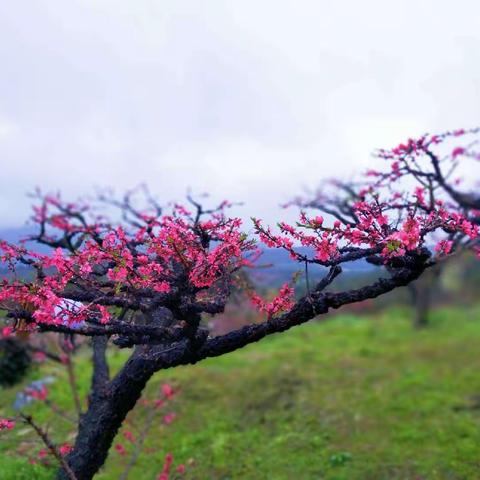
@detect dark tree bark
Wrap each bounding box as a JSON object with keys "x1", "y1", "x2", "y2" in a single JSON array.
[
  {"x1": 90, "y1": 336, "x2": 110, "y2": 395},
  {"x1": 407, "y1": 264, "x2": 443, "y2": 328},
  {"x1": 408, "y1": 281, "x2": 431, "y2": 328}
]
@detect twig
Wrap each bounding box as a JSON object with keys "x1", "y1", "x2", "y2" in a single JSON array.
[
  {"x1": 119, "y1": 398, "x2": 159, "y2": 480},
  {"x1": 44, "y1": 399, "x2": 77, "y2": 424},
  {"x1": 20, "y1": 413, "x2": 77, "y2": 480},
  {"x1": 65, "y1": 353, "x2": 82, "y2": 417}
]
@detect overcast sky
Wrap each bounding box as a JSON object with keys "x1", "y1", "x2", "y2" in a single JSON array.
[{"x1": 0, "y1": 0, "x2": 479, "y2": 229}]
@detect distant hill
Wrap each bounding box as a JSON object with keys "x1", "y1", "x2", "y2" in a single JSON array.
[
  {"x1": 0, "y1": 226, "x2": 52, "y2": 253},
  {"x1": 249, "y1": 246, "x2": 379, "y2": 289},
  {"x1": 0, "y1": 226, "x2": 33, "y2": 244},
  {"x1": 0, "y1": 226, "x2": 51, "y2": 276}
]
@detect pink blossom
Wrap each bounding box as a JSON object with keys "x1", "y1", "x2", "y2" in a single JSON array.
[
  {"x1": 414, "y1": 187, "x2": 426, "y2": 207},
  {"x1": 0, "y1": 419, "x2": 15, "y2": 431},
  {"x1": 1, "y1": 326, "x2": 13, "y2": 338},
  {"x1": 315, "y1": 239, "x2": 336, "y2": 262},
  {"x1": 163, "y1": 413, "x2": 176, "y2": 425},
  {"x1": 435, "y1": 240, "x2": 453, "y2": 256},
  {"x1": 59, "y1": 443, "x2": 73, "y2": 456},
  {"x1": 97, "y1": 305, "x2": 111, "y2": 325},
  {"x1": 25, "y1": 384, "x2": 49, "y2": 401},
  {"x1": 251, "y1": 283, "x2": 295, "y2": 317},
  {"x1": 452, "y1": 147, "x2": 465, "y2": 158},
  {"x1": 162, "y1": 383, "x2": 174, "y2": 399},
  {"x1": 123, "y1": 431, "x2": 136, "y2": 443},
  {"x1": 156, "y1": 452, "x2": 176, "y2": 480},
  {"x1": 33, "y1": 351, "x2": 47, "y2": 363},
  {"x1": 115, "y1": 443, "x2": 127, "y2": 456},
  {"x1": 38, "y1": 449, "x2": 48, "y2": 459}
]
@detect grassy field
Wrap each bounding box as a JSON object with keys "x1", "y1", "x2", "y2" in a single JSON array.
[{"x1": 1, "y1": 304, "x2": 480, "y2": 479}]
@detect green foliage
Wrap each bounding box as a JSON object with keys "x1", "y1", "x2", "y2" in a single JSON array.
[
  {"x1": 329, "y1": 452, "x2": 352, "y2": 467},
  {"x1": 0, "y1": 457, "x2": 54, "y2": 480},
  {"x1": 2, "y1": 305, "x2": 480, "y2": 479}
]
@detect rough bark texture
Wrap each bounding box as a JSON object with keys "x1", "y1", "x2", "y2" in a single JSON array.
[{"x1": 90, "y1": 336, "x2": 110, "y2": 395}]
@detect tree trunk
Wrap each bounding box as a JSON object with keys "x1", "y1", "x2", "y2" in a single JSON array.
[
  {"x1": 411, "y1": 283, "x2": 430, "y2": 328},
  {"x1": 57, "y1": 308, "x2": 186, "y2": 480},
  {"x1": 408, "y1": 264, "x2": 442, "y2": 329}
]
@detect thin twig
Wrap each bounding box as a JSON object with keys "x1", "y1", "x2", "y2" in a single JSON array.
[
  {"x1": 44, "y1": 399, "x2": 77, "y2": 424},
  {"x1": 119, "y1": 402, "x2": 158, "y2": 480},
  {"x1": 20, "y1": 413, "x2": 77, "y2": 480},
  {"x1": 65, "y1": 353, "x2": 82, "y2": 417}
]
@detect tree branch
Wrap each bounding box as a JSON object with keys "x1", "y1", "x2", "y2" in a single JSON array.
[
  {"x1": 90, "y1": 336, "x2": 110, "y2": 396},
  {"x1": 21, "y1": 413, "x2": 77, "y2": 480}
]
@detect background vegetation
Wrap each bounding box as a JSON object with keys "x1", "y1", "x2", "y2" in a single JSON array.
[{"x1": 2, "y1": 302, "x2": 480, "y2": 479}]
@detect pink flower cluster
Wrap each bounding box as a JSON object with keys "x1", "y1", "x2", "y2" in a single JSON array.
[
  {"x1": 25, "y1": 384, "x2": 49, "y2": 401},
  {"x1": 157, "y1": 453, "x2": 186, "y2": 480},
  {"x1": 251, "y1": 283, "x2": 295, "y2": 317},
  {"x1": 37, "y1": 443, "x2": 72, "y2": 461},
  {"x1": 0, "y1": 198, "x2": 255, "y2": 328},
  {"x1": 59, "y1": 443, "x2": 73, "y2": 456},
  {"x1": 376, "y1": 127, "x2": 478, "y2": 162},
  {"x1": 383, "y1": 217, "x2": 421, "y2": 257},
  {"x1": 1, "y1": 325, "x2": 13, "y2": 338},
  {"x1": 0, "y1": 419, "x2": 15, "y2": 431},
  {"x1": 254, "y1": 128, "x2": 480, "y2": 270}
]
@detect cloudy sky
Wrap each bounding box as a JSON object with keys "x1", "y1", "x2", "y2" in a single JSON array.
[{"x1": 0, "y1": 0, "x2": 479, "y2": 229}]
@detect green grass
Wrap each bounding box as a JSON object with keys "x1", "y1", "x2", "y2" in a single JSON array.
[{"x1": 2, "y1": 304, "x2": 480, "y2": 479}]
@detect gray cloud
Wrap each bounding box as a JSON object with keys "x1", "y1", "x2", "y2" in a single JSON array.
[{"x1": 0, "y1": 0, "x2": 479, "y2": 228}]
